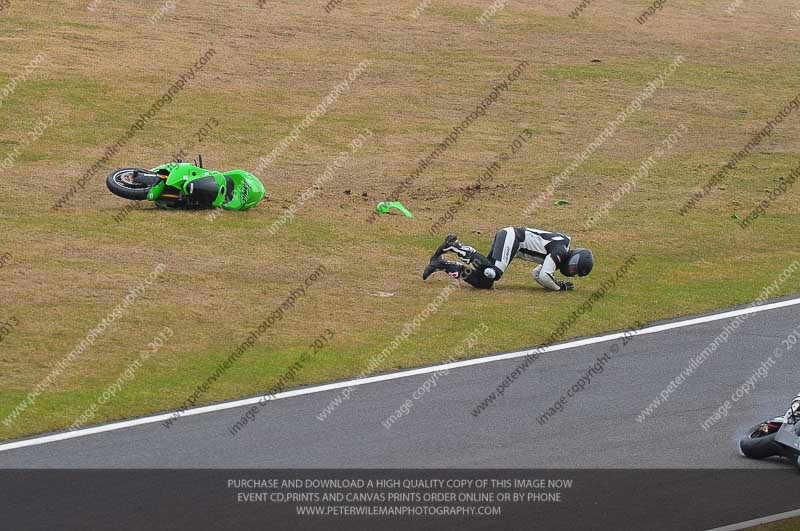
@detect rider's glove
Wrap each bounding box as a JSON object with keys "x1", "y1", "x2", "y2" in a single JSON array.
[{"x1": 557, "y1": 281, "x2": 574, "y2": 291}]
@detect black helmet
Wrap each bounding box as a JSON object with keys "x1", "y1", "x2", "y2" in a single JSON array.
[{"x1": 560, "y1": 248, "x2": 594, "y2": 277}]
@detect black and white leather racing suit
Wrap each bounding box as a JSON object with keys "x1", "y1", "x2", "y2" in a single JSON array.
[{"x1": 448, "y1": 227, "x2": 573, "y2": 291}]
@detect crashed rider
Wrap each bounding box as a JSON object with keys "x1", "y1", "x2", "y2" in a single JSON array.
[
  {"x1": 422, "y1": 227, "x2": 594, "y2": 291},
  {"x1": 786, "y1": 393, "x2": 800, "y2": 423}
]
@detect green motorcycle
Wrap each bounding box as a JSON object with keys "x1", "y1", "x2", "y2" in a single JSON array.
[{"x1": 106, "y1": 156, "x2": 265, "y2": 210}]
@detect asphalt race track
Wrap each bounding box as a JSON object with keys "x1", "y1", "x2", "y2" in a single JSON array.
[
  {"x1": 1, "y1": 299, "x2": 799, "y2": 469},
  {"x1": 3, "y1": 299, "x2": 800, "y2": 530}
]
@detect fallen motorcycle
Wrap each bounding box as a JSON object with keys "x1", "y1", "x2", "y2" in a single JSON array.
[
  {"x1": 739, "y1": 413, "x2": 800, "y2": 468},
  {"x1": 106, "y1": 155, "x2": 265, "y2": 210}
]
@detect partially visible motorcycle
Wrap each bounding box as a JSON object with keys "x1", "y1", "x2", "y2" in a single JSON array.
[
  {"x1": 106, "y1": 155, "x2": 265, "y2": 210},
  {"x1": 739, "y1": 408, "x2": 800, "y2": 468}
]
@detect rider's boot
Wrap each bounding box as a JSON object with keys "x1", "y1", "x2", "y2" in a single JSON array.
[
  {"x1": 422, "y1": 256, "x2": 465, "y2": 280},
  {"x1": 432, "y1": 234, "x2": 477, "y2": 263}
]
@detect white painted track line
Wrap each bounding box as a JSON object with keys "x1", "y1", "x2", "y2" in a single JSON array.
[
  {"x1": 1, "y1": 297, "x2": 799, "y2": 454},
  {"x1": 705, "y1": 508, "x2": 800, "y2": 531}
]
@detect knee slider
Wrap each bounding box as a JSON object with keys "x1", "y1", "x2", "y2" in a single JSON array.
[{"x1": 484, "y1": 266, "x2": 502, "y2": 280}]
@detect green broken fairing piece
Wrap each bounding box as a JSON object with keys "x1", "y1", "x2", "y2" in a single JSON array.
[
  {"x1": 731, "y1": 213, "x2": 740, "y2": 220},
  {"x1": 553, "y1": 200, "x2": 570, "y2": 206},
  {"x1": 376, "y1": 201, "x2": 414, "y2": 218}
]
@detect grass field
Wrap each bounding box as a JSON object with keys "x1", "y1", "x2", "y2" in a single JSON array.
[
  {"x1": 1, "y1": 0, "x2": 799, "y2": 439},
  {"x1": 752, "y1": 516, "x2": 800, "y2": 531}
]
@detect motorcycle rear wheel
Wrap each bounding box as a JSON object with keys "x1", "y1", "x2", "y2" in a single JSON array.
[{"x1": 106, "y1": 168, "x2": 157, "y2": 200}]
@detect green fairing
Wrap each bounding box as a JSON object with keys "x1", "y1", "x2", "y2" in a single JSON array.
[{"x1": 375, "y1": 201, "x2": 414, "y2": 218}]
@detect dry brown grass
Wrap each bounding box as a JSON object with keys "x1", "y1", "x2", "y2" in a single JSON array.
[{"x1": 0, "y1": 0, "x2": 798, "y2": 437}]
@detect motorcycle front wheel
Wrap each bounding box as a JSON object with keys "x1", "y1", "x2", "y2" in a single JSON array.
[
  {"x1": 106, "y1": 168, "x2": 158, "y2": 200},
  {"x1": 739, "y1": 421, "x2": 783, "y2": 459}
]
